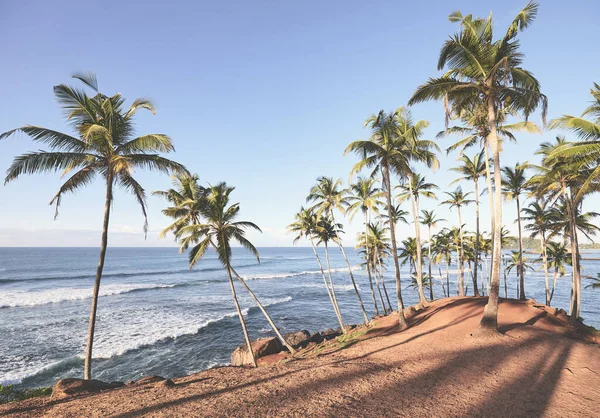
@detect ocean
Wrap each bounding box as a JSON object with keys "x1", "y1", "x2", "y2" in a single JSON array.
[{"x1": 1, "y1": 246, "x2": 599, "y2": 389}]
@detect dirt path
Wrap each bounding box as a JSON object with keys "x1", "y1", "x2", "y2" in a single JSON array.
[{"x1": 2, "y1": 297, "x2": 599, "y2": 417}]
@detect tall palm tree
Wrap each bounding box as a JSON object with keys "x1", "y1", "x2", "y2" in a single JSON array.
[
  {"x1": 442, "y1": 187, "x2": 473, "y2": 296},
  {"x1": 420, "y1": 210, "x2": 445, "y2": 300},
  {"x1": 397, "y1": 174, "x2": 439, "y2": 305},
  {"x1": 307, "y1": 176, "x2": 369, "y2": 324},
  {"x1": 1, "y1": 73, "x2": 186, "y2": 379},
  {"x1": 521, "y1": 201, "x2": 553, "y2": 305},
  {"x1": 176, "y1": 184, "x2": 295, "y2": 366},
  {"x1": 348, "y1": 177, "x2": 384, "y2": 316},
  {"x1": 501, "y1": 164, "x2": 528, "y2": 300},
  {"x1": 449, "y1": 150, "x2": 487, "y2": 297},
  {"x1": 345, "y1": 107, "x2": 438, "y2": 328},
  {"x1": 409, "y1": 1, "x2": 547, "y2": 333},
  {"x1": 288, "y1": 207, "x2": 345, "y2": 330}
]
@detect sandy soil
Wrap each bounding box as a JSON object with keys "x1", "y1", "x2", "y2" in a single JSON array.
[{"x1": 2, "y1": 297, "x2": 599, "y2": 417}]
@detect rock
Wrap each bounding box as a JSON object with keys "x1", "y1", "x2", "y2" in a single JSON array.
[
  {"x1": 154, "y1": 379, "x2": 175, "y2": 389},
  {"x1": 136, "y1": 376, "x2": 166, "y2": 385},
  {"x1": 51, "y1": 378, "x2": 123, "y2": 400},
  {"x1": 320, "y1": 328, "x2": 342, "y2": 341},
  {"x1": 284, "y1": 330, "x2": 311, "y2": 348},
  {"x1": 231, "y1": 337, "x2": 283, "y2": 366},
  {"x1": 309, "y1": 332, "x2": 324, "y2": 344}
]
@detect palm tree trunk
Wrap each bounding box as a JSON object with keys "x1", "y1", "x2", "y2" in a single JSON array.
[
  {"x1": 457, "y1": 207, "x2": 466, "y2": 296},
  {"x1": 230, "y1": 267, "x2": 297, "y2": 354},
  {"x1": 473, "y1": 179, "x2": 481, "y2": 297},
  {"x1": 541, "y1": 234, "x2": 550, "y2": 306},
  {"x1": 483, "y1": 142, "x2": 495, "y2": 283},
  {"x1": 382, "y1": 166, "x2": 407, "y2": 328},
  {"x1": 409, "y1": 182, "x2": 428, "y2": 306},
  {"x1": 516, "y1": 197, "x2": 526, "y2": 300},
  {"x1": 377, "y1": 256, "x2": 393, "y2": 314},
  {"x1": 427, "y1": 226, "x2": 434, "y2": 300},
  {"x1": 324, "y1": 242, "x2": 347, "y2": 334},
  {"x1": 364, "y1": 212, "x2": 380, "y2": 316},
  {"x1": 446, "y1": 257, "x2": 450, "y2": 296},
  {"x1": 438, "y1": 264, "x2": 446, "y2": 297},
  {"x1": 484, "y1": 256, "x2": 490, "y2": 295},
  {"x1": 226, "y1": 264, "x2": 256, "y2": 367},
  {"x1": 309, "y1": 238, "x2": 345, "y2": 330},
  {"x1": 564, "y1": 185, "x2": 581, "y2": 320},
  {"x1": 84, "y1": 174, "x2": 113, "y2": 380},
  {"x1": 371, "y1": 255, "x2": 387, "y2": 314},
  {"x1": 330, "y1": 210, "x2": 369, "y2": 324},
  {"x1": 550, "y1": 269, "x2": 559, "y2": 305},
  {"x1": 479, "y1": 96, "x2": 502, "y2": 333},
  {"x1": 503, "y1": 266, "x2": 508, "y2": 299}
]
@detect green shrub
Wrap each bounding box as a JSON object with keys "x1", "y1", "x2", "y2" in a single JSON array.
[{"x1": 0, "y1": 384, "x2": 52, "y2": 404}]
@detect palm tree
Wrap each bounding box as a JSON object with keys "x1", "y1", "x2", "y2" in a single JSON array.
[
  {"x1": 345, "y1": 107, "x2": 439, "y2": 328},
  {"x1": 399, "y1": 237, "x2": 423, "y2": 276},
  {"x1": 585, "y1": 274, "x2": 600, "y2": 290},
  {"x1": 368, "y1": 222, "x2": 394, "y2": 313},
  {"x1": 544, "y1": 241, "x2": 571, "y2": 304},
  {"x1": 505, "y1": 251, "x2": 534, "y2": 297},
  {"x1": 176, "y1": 183, "x2": 296, "y2": 366},
  {"x1": 432, "y1": 230, "x2": 452, "y2": 297},
  {"x1": 307, "y1": 176, "x2": 369, "y2": 324},
  {"x1": 501, "y1": 164, "x2": 528, "y2": 300},
  {"x1": 442, "y1": 187, "x2": 473, "y2": 296},
  {"x1": 288, "y1": 207, "x2": 345, "y2": 330},
  {"x1": 521, "y1": 201, "x2": 553, "y2": 305},
  {"x1": 348, "y1": 177, "x2": 384, "y2": 316},
  {"x1": 1, "y1": 73, "x2": 186, "y2": 379},
  {"x1": 397, "y1": 174, "x2": 439, "y2": 305},
  {"x1": 420, "y1": 210, "x2": 445, "y2": 300},
  {"x1": 409, "y1": 1, "x2": 547, "y2": 333},
  {"x1": 449, "y1": 150, "x2": 487, "y2": 297}
]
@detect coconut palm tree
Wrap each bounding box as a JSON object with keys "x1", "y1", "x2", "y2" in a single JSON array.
[
  {"x1": 397, "y1": 174, "x2": 439, "y2": 305},
  {"x1": 345, "y1": 107, "x2": 439, "y2": 328},
  {"x1": 449, "y1": 150, "x2": 488, "y2": 297},
  {"x1": 176, "y1": 184, "x2": 295, "y2": 366},
  {"x1": 288, "y1": 207, "x2": 345, "y2": 330},
  {"x1": 1, "y1": 73, "x2": 187, "y2": 379},
  {"x1": 432, "y1": 230, "x2": 452, "y2": 297},
  {"x1": 442, "y1": 187, "x2": 473, "y2": 296},
  {"x1": 368, "y1": 222, "x2": 394, "y2": 313},
  {"x1": 348, "y1": 177, "x2": 384, "y2": 316},
  {"x1": 505, "y1": 251, "x2": 534, "y2": 297},
  {"x1": 307, "y1": 176, "x2": 369, "y2": 324},
  {"x1": 521, "y1": 201, "x2": 553, "y2": 305},
  {"x1": 543, "y1": 242, "x2": 571, "y2": 304},
  {"x1": 420, "y1": 210, "x2": 445, "y2": 300},
  {"x1": 501, "y1": 163, "x2": 528, "y2": 300},
  {"x1": 409, "y1": 1, "x2": 547, "y2": 333}
]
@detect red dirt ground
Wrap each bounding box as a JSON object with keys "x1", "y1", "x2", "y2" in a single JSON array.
[{"x1": 2, "y1": 297, "x2": 599, "y2": 417}]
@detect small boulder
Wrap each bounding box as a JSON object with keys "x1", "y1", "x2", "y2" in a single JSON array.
[
  {"x1": 309, "y1": 332, "x2": 324, "y2": 344},
  {"x1": 51, "y1": 378, "x2": 123, "y2": 400},
  {"x1": 155, "y1": 379, "x2": 175, "y2": 389},
  {"x1": 320, "y1": 328, "x2": 342, "y2": 341},
  {"x1": 135, "y1": 375, "x2": 166, "y2": 385},
  {"x1": 231, "y1": 337, "x2": 283, "y2": 366},
  {"x1": 284, "y1": 330, "x2": 311, "y2": 348}
]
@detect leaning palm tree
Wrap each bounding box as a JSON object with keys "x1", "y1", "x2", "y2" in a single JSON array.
[
  {"x1": 442, "y1": 187, "x2": 473, "y2": 296},
  {"x1": 521, "y1": 200, "x2": 553, "y2": 305},
  {"x1": 501, "y1": 163, "x2": 528, "y2": 300},
  {"x1": 345, "y1": 107, "x2": 439, "y2": 328},
  {"x1": 348, "y1": 176, "x2": 384, "y2": 316},
  {"x1": 176, "y1": 183, "x2": 295, "y2": 367},
  {"x1": 307, "y1": 176, "x2": 369, "y2": 324},
  {"x1": 544, "y1": 241, "x2": 571, "y2": 305},
  {"x1": 397, "y1": 173, "x2": 439, "y2": 305},
  {"x1": 420, "y1": 210, "x2": 445, "y2": 300},
  {"x1": 368, "y1": 222, "x2": 394, "y2": 313},
  {"x1": 449, "y1": 150, "x2": 487, "y2": 296},
  {"x1": 409, "y1": 1, "x2": 547, "y2": 333},
  {"x1": 505, "y1": 251, "x2": 534, "y2": 297},
  {"x1": 1, "y1": 73, "x2": 186, "y2": 379},
  {"x1": 288, "y1": 207, "x2": 345, "y2": 330},
  {"x1": 432, "y1": 230, "x2": 452, "y2": 297}
]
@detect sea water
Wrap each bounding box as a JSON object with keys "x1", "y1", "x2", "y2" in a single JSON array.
[{"x1": 0, "y1": 247, "x2": 598, "y2": 389}]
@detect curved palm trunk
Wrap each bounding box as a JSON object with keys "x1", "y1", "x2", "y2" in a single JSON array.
[
  {"x1": 473, "y1": 179, "x2": 481, "y2": 297},
  {"x1": 438, "y1": 264, "x2": 447, "y2": 297},
  {"x1": 377, "y1": 257, "x2": 393, "y2": 314},
  {"x1": 409, "y1": 182, "x2": 428, "y2": 306},
  {"x1": 309, "y1": 238, "x2": 345, "y2": 330},
  {"x1": 504, "y1": 264, "x2": 508, "y2": 299},
  {"x1": 324, "y1": 242, "x2": 347, "y2": 334},
  {"x1": 446, "y1": 256, "x2": 450, "y2": 296},
  {"x1": 364, "y1": 212, "x2": 380, "y2": 316},
  {"x1": 516, "y1": 197, "x2": 526, "y2": 300},
  {"x1": 427, "y1": 226, "x2": 434, "y2": 300},
  {"x1": 483, "y1": 143, "x2": 495, "y2": 283},
  {"x1": 550, "y1": 268, "x2": 559, "y2": 305},
  {"x1": 226, "y1": 265, "x2": 256, "y2": 367},
  {"x1": 541, "y1": 234, "x2": 550, "y2": 306},
  {"x1": 230, "y1": 267, "x2": 296, "y2": 355},
  {"x1": 382, "y1": 166, "x2": 407, "y2": 328},
  {"x1": 457, "y1": 206, "x2": 466, "y2": 297},
  {"x1": 371, "y1": 256, "x2": 387, "y2": 315},
  {"x1": 330, "y1": 210, "x2": 369, "y2": 324},
  {"x1": 84, "y1": 175, "x2": 113, "y2": 380},
  {"x1": 479, "y1": 96, "x2": 502, "y2": 333}
]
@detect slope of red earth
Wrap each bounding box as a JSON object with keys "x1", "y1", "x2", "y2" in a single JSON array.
[{"x1": 2, "y1": 297, "x2": 599, "y2": 417}]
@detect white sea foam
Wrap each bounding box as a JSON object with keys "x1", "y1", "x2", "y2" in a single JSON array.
[
  {"x1": 0, "y1": 283, "x2": 176, "y2": 308},
  {"x1": 242, "y1": 266, "x2": 360, "y2": 280},
  {"x1": 298, "y1": 283, "x2": 360, "y2": 292}
]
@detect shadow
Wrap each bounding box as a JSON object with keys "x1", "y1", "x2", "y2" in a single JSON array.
[{"x1": 498, "y1": 311, "x2": 548, "y2": 333}]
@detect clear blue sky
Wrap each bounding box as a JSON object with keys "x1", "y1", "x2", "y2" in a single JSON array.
[{"x1": 1, "y1": 0, "x2": 599, "y2": 247}]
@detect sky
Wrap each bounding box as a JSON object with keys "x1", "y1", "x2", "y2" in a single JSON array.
[{"x1": 1, "y1": 0, "x2": 599, "y2": 247}]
